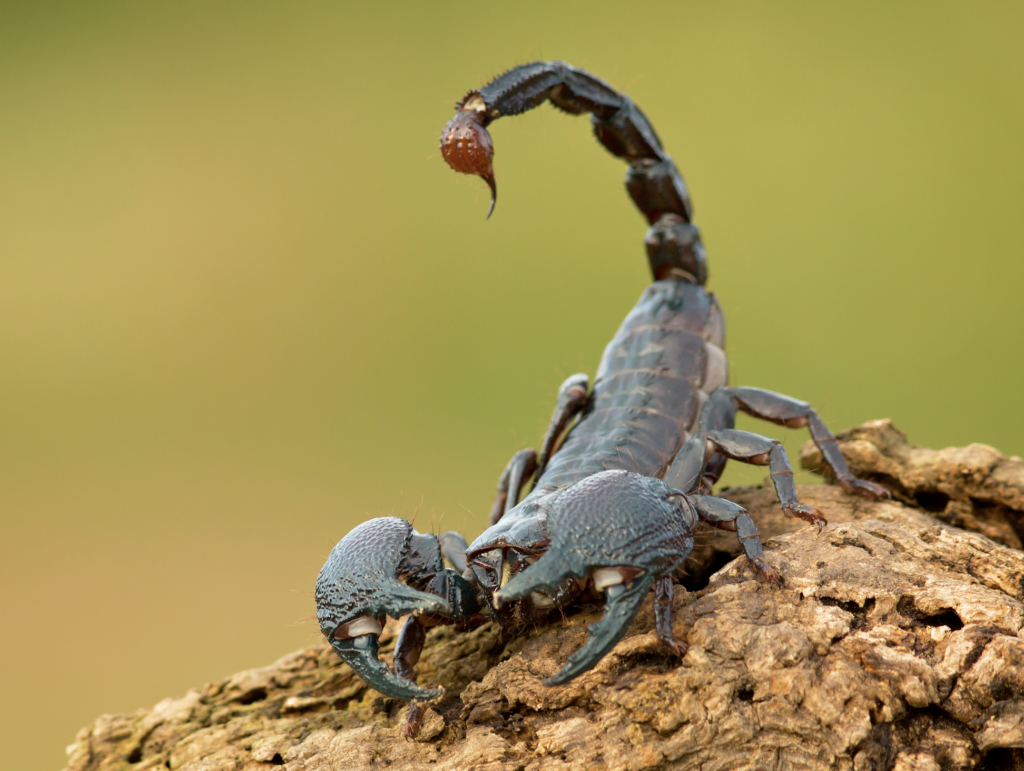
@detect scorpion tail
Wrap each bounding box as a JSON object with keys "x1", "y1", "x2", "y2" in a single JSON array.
[{"x1": 439, "y1": 61, "x2": 707, "y2": 284}]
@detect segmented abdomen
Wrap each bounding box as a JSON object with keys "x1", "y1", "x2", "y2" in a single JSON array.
[{"x1": 537, "y1": 280, "x2": 727, "y2": 489}]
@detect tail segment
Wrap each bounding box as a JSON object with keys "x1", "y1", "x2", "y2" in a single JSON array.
[{"x1": 440, "y1": 61, "x2": 707, "y2": 284}]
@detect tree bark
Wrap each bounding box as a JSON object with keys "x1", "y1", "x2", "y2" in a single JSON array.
[{"x1": 65, "y1": 421, "x2": 1024, "y2": 771}]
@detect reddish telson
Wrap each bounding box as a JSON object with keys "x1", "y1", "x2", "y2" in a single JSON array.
[{"x1": 440, "y1": 103, "x2": 497, "y2": 217}]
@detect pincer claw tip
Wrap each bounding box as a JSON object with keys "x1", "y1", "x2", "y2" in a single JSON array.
[{"x1": 333, "y1": 635, "x2": 442, "y2": 702}]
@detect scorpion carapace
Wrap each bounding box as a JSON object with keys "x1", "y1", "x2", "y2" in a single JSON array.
[{"x1": 316, "y1": 60, "x2": 890, "y2": 709}]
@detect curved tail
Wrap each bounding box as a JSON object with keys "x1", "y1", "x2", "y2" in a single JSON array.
[{"x1": 440, "y1": 61, "x2": 707, "y2": 284}]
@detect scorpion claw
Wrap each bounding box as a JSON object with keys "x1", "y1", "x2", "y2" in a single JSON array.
[
  {"x1": 332, "y1": 634, "x2": 443, "y2": 702},
  {"x1": 316, "y1": 518, "x2": 470, "y2": 701},
  {"x1": 544, "y1": 575, "x2": 657, "y2": 686},
  {"x1": 495, "y1": 470, "x2": 693, "y2": 685},
  {"x1": 495, "y1": 561, "x2": 657, "y2": 686}
]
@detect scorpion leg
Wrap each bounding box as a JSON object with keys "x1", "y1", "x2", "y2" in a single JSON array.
[
  {"x1": 704, "y1": 428, "x2": 828, "y2": 531},
  {"x1": 495, "y1": 470, "x2": 693, "y2": 685},
  {"x1": 664, "y1": 392, "x2": 828, "y2": 531},
  {"x1": 488, "y1": 448, "x2": 538, "y2": 525},
  {"x1": 690, "y1": 494, "x2": 781, "y2": 586},
  {"x1": 665, "y1": 386, "x2": 887, "y2": 505},
  {"x1": 487, "y1": 374, "x2": 588, "y2": 524},
  {"x1": 438, "y1": 531, "x2": 469, "y2": 574},
  {"x1": 724, "y1": 387, "x2": 890, "y2": 500},
  {"x1": 663, "y1": 388, "x2": 736, "y2": 494},
  {"x1": 654, "y1": 575, "x2": 687, "y2": 656},
  {"x1": 535, "y1": 373, "x2": 589, "y2": 482}
]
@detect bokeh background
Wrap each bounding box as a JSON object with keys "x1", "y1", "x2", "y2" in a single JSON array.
[{"x1": 2, "y1": 2, "x2": 1022, "y2": 768}]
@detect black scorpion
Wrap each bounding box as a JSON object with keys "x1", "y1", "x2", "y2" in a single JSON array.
[{"x1": 315, "y1": 61, "x2": 890, "y2": 708}]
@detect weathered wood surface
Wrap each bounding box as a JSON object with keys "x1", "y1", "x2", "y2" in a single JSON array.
[{"x1": 65, "y1": 421, "x2": 1024, "y2": 771}]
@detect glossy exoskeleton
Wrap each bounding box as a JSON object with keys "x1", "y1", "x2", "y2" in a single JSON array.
[{"x1": 315, "y1": 60, "x2": 889, "y2": 708}]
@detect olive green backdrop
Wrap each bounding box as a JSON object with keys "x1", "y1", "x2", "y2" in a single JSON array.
[{"x1": 1, "y1": 2, "x2": 1021, "y2": 768}]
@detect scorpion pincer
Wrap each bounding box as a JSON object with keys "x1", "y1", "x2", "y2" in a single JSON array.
[{"x1": 315, "y1": 61, "x2": 890, "y2": 705}]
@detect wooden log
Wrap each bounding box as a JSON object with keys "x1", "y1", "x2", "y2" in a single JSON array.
[{"x1": 65, "y1": 422, "x2": 1024, "y2": 771}]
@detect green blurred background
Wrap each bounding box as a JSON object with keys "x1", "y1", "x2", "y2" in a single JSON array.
[{"x1": 1, "y1": 2, "x2": 1021, "y2": 768}]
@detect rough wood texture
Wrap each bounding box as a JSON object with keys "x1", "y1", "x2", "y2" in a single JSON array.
[
  {"x1": 65, "y1": 422, "x2": 1024, "y2": 771},
  {"x1": 801, "y1": 419, "x2": 1024, "y2": 550}
]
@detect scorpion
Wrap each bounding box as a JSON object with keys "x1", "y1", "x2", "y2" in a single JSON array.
[{"x1": 315, "y1": 61, "x2": 890, "y2": 714}]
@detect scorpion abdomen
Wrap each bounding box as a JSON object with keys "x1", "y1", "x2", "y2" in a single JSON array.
[{"x1": 536, "y1": 280, "x2": 728, "y2": 491}]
